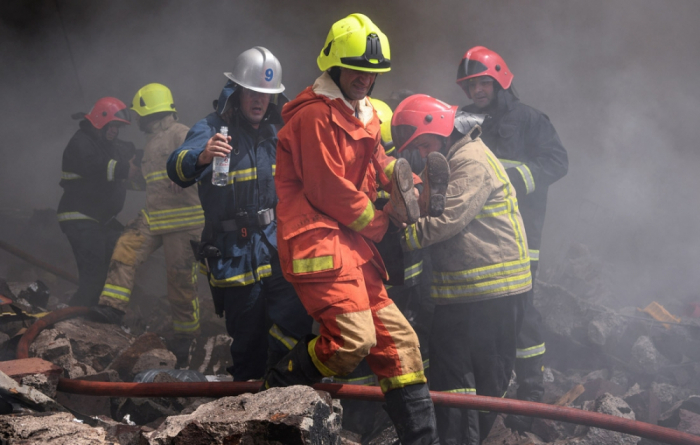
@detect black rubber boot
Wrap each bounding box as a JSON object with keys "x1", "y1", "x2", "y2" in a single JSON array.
[
  {"x1": 384, "y1": 383, "x2": 440, "y2": 445},
  {"x1": 88, "y1": 305, "x2": 124, "y2": 325},
  {"x1": 261, "y1": 334, "x2": 323, "y2": 390}
]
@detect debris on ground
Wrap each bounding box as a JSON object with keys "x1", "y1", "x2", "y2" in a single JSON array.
[{"x1": 1, "y1": 212, "x2": 700, "y2": 444}]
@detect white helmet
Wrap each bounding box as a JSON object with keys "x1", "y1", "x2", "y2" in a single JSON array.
[{"x1": 224, "y1": 46, "x2": 285, "y2": 94}]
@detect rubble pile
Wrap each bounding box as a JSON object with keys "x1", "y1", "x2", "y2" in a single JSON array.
[{"x1": 1, "y1": 209, "x2": 700, "y2": 444}]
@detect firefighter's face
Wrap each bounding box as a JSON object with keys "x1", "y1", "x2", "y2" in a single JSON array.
[
  {"x1": 239, "y1": 88, "x2": 271, "y2": 128},
  {"x1": 104, "y1": 122, "x2": 123, "y2": 141},
  {"x1": 411, "y1": 133, "x2": 444, "y2": 159},
  {"x1": 462, "y1": 76, "x2": 495, "y2": 109},
  {"x1": 339, "y1": 68, "x2": 377, "y2": 101}
]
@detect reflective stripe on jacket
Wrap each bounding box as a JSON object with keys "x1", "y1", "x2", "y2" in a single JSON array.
[
  {"x1": 57, "y1": 120, "x2": 136, "y2": 224},
  {"x1": 401, "y1": 127, "x2": 531, "y2": 304},
  {"x1": 463, "y1": 88, "x2": 568, "y2": 258},
  {"x1": 140, "y1": 115, "x2": 203, "y2": 235},
  {"x1": 275, "y1": 72, "x2": 408, "y2": 283},
  {"x1": 166, "y1": 80, "x2": 278, "y2": 288}
]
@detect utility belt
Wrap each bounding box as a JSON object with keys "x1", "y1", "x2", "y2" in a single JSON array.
[
  {"x1": 192, "y1": 208, "x2": 275, "y2": 271},
  {"x1": 213, "y1": 208, "x2": 275, "y2": 235}
]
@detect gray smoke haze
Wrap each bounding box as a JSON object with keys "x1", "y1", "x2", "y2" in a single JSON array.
[{"x1": 2, "y1": 0, "x2": 700, "y2": 306}]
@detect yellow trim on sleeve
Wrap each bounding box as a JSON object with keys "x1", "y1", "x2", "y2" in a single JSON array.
[
  {"x1": 347, "y1": 200, "x2": 375, "y2": 232},
  {"x1": 176, "y1": 150, "x2": 194, "y2": 182},
  {"x1": 383, "y1": 159, "x2": 397, "y2": 181}
]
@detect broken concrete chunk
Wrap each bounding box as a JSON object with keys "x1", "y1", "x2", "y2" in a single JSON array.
[
  {"x1": 573, "y1": 394, "x2": 640, "y2": 445},
  {"x1": 0, "y1": 357, "x2": 62, "y2": 399},
  {"x1": 91, "y1": 414, "x2": 148, "y2": 445},
  {"x1": 629, "y1": 335, "x2": 669, "y2": 375},
  {"x1": 30, "y1": 328, "x2": 97, "y2": 379},
  {"x1": 20, "y1": 373, "x2": 55, "y2": 399},
  {"x1": 53, "y1": 318, "x2": 133, "y2": 372},
  {"x1": 675, "y1": 409, "x2": 700, "y2": 436},
  {"x1": 658, "y1": 395, "x2": 700, "y2": 428},
  {"x1": 131, "y1": 348, "x2": 177, "y2": 377},
  {"x1": 0, "y1": 369, "x2": 65, "y2": 412},
  {"x1": 145, "y1": 385, "x2": 343, "y2": 444},
  {"x1": 30, "y1": 328, "x2": 71, "y2": 361},
  {"x1": 340, "y1": 429, "x2": 362, "y2": 445},
  {"x1": 650, "y1": 382, "x2": 694, "y2": 414},
  {"x1": 588, "y1": 311, "x2": 625, "y2": 346},
  {"x1": 109, "y1": 332, "x2": 172, "y2": 382},
  {"x1": 188, "y1": 334, "x2": 233, "y2": 375},
  {"x1": 534, "y1": 282, "x2": 591, "y2": 338},
  {"x1": 0, "y1": 412, "x2": 110, "y2": 443}
]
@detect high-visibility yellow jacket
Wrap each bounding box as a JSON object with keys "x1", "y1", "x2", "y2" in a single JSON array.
[
  {"x1": 140, "y1": 115, "x2": 203, "y2": 234},
  {"x1": 401, "y1": 126, "x2": 532, "y2": 304}
]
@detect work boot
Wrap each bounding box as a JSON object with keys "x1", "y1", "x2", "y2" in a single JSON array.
[
  {"x1": 388, "y1": 158, "x2": 420, "y2": 224},
  {"x1": 418, "y1": 151, "x2": 450, "y2": 218},
  {"x1": 88, "y1": 304, "x2": 124, "y2": 325},
  {"x1": 384, "y1": 383, "x2": 440, "y2": 445},
  {"x1": 261, "y1": 334, "x2": 323, "y2": 390},
  {"x1": 166, "y1": 335, "x2": 194, "y2": 369}
]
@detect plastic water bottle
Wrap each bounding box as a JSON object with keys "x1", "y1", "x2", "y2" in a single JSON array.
[{"x1": 212, "y1": 126, "x2": 230, "y2": 186}]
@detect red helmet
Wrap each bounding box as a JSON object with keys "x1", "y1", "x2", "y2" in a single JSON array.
[
  {"x1": 84, "y1": 97, "x2": 131, "y2": 129},
  {"x1": 456, "y1": 46, "x2": 513, "y2": 90},
  {"x1": 391, "y1": 94, "x2": 457, "y2": 153}
]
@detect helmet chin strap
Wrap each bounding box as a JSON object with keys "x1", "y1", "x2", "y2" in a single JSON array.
[{"x1": 438, "y1": 136, "x2": 450, "y2": 156}]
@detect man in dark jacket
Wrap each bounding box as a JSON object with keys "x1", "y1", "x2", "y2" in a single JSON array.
[
  {"x1": 457, "y1": 46, "x2": 568, "y2": 432},
  {"x1": 166, "y1": 47, "x2": 312, "y2": 381},
  {"x1": 58, "y1": 97, "x2": 140, "y2": 307}
]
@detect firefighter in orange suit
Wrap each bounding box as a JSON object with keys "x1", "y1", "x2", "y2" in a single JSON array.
[{"x1": 262, "y1": 14, "x2": 440, "y2": 445}]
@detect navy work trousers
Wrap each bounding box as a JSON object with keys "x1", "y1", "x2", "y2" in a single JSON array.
[
  {"x1": 210, "y1": 255, "x2": 313, "y2": 381},
  {"x1": 62, "y1": 219, "x2": 123, "y2": 307},
  {"x1": 430, "y1": 293, "x2": 526, "y2": 445}
]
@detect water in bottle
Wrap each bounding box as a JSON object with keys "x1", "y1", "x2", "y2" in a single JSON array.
[{"x1": 212, "y1": 126, "x2": 230, "y2": 186}]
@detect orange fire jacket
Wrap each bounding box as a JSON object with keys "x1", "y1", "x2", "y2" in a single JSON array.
[{"x1": 276, "y1": 84, "x2": 407, "y2": 283}]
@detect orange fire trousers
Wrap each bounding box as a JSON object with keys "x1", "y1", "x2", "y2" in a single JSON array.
[{"x1": 292, "y1": 261, "x2": 426, "y2": 393}]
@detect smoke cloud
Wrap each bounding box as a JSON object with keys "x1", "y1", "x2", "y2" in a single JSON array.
[{"x1": 2, "y1": 0, "x2": 700, "y2": 306}]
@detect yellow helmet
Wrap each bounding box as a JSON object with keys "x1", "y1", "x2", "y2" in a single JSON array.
[
  {"x1": 370, "y1": 98, "x2": 393, "y2": 146},
  {"x1": 131, "y1": 83, "x2": 177, "y2": 117},
  {"x1": 317, "y1": 13, "x2": 391, "y2": 73}
]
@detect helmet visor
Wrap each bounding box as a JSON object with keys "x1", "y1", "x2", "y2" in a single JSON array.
[
  {"x1": 456, "y1": 58, "x2": 488, "y2": 82},
  {"x1": 114, "y1": 108, "x2": 131, "y2": 123},
  {"x1": 391, "y1": 124, "x2": 417, "y2": 153}
]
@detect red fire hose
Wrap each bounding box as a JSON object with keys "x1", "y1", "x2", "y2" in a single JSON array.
[
  {"x1": 17, "y1": 307, "x2": 700, "y2": 445},
  {"x1": 16, "y1": 306, "x2": 90, "y2": 359}
]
